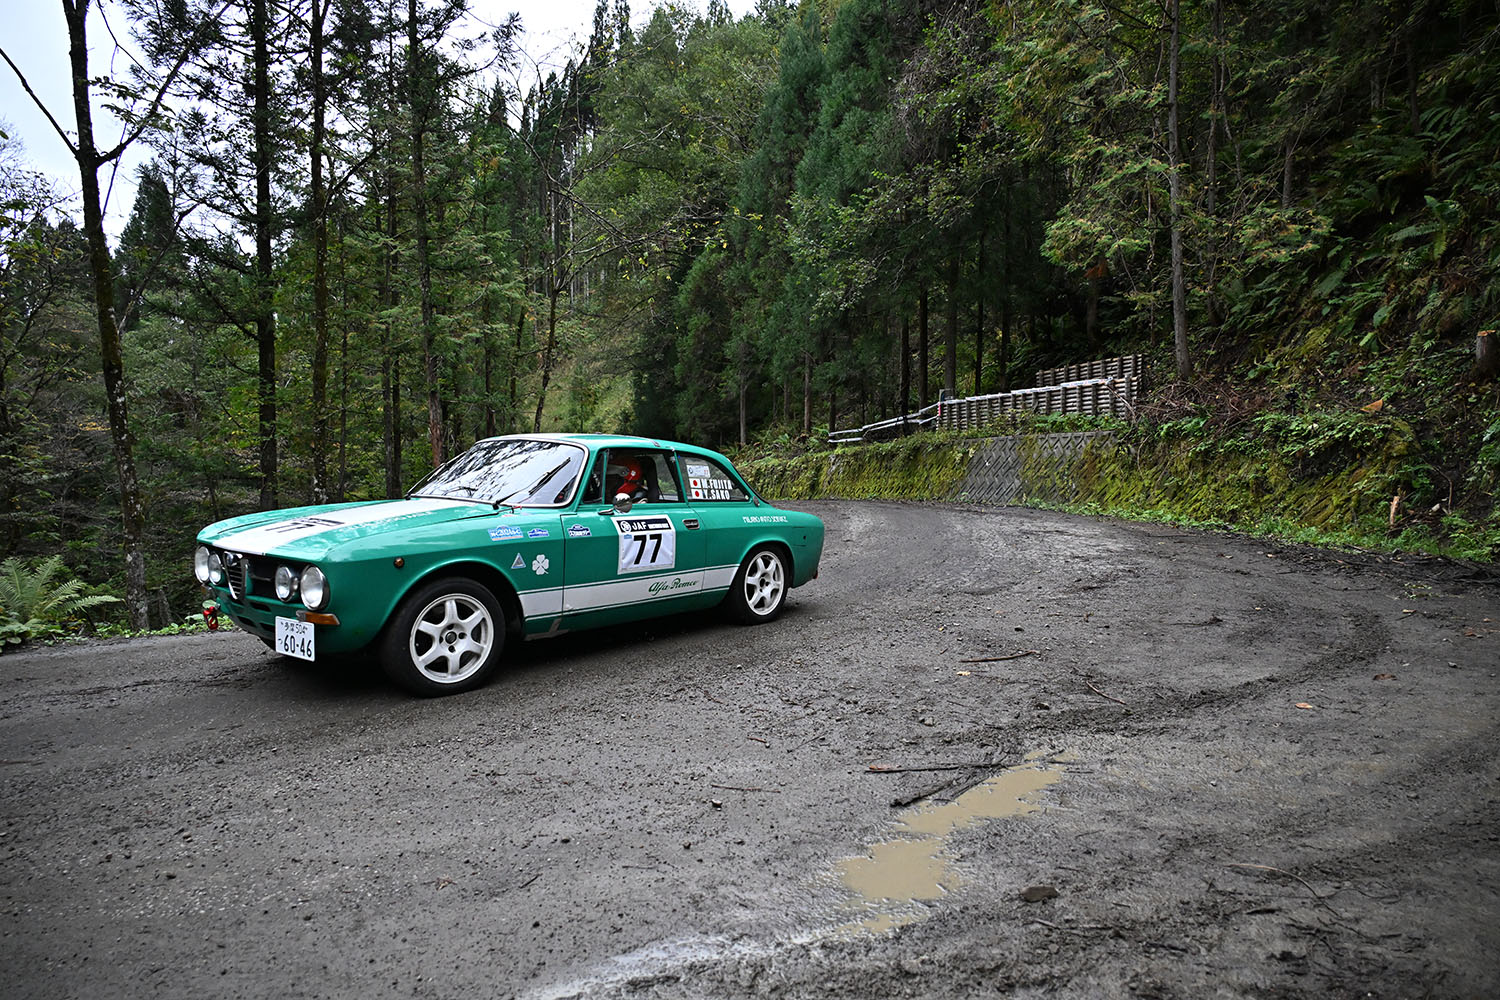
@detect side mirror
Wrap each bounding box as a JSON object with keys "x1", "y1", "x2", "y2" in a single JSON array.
[{"x1": 611, "y1": 495, "x2": 634, "y2": 514}]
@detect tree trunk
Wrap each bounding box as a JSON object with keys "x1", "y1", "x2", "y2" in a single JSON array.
[
  {"x1": 973, "y1": 236, "x2": 985, "y2": 395},
  {"x1": 252, "y1": 0, "x2": 279, "y2": 507},
  {"x1": 1167, "y1": 0, "x2": 1193, "y2": 380},
  {"x1": 62, "y1": 0, "x2": 149, "y2": 629},
  {"x1": 309, "y1": 0, "x2": 330, "y2": 502},
  {"x1": 999, "y1": 185, "x2": 1011, "y2": 392},
  {"x1": 802, "y1": 353, "x2": 811, "y2": 436},
  {"x1": 943, "y1": 256, "x2": 959, "y2": 399},
  {"x1": 409, "y1": 0, "x2": 443, "y2": 467},
  {"x1": 899, "y1": 312, "x2": 910, "y2": 426},
  {"x1": 532, "y1": 288, "x2": 559, "y2": 432},
  {"x1": 510, "y1": 303, "x2": 524, "y2": 433},
  {"x1": 918, "y1": 287, "x2": 929, "y2": 407},
  {"x1": 1204, "y1": 0, "x2": 1223, "y2": 325},
  {"x1": 1474, "y1": 329, "x2": 1499, "y2": 382},
  {"x1": 379, "y1": 159, "x2": 403, "y2": 499}
]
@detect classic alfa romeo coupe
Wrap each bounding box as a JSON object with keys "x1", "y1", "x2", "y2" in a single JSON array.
[{"x1": 193, "y1": 434, "x2": 824, "y2": 695}]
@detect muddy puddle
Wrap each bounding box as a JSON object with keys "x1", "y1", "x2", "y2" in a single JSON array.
[{"x1": 831, "y1": 751, "x2": 1072, "y2": 935}]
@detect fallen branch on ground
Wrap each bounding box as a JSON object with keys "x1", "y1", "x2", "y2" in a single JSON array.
[
  {"x1": 1086, "y1": 680, "x2": 1128, "y2": 706},
  {"x1": 959, "y1": 650, "x2": 1040, "y2": 663},
  {"x1": 1227, "y1": 863, "x2": 1342, "y2": 915}
]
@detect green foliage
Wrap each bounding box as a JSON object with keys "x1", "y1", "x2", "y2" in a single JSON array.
[
  {"x1": 0, "y1": 556, "x2": 122, "y2": 647},
  {"x1": 90, "y1": 614, "x2": 236, "y2": 641},
  {"x1": 8, "y1": 0, "x2": 1500, "y2": 622}
]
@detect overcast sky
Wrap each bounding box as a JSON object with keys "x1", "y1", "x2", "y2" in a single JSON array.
[{"x1": 0, "y1": 0, "x2": 754, "y2": 236}]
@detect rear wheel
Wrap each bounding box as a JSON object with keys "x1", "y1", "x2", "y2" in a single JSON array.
[
  {"x1": 725, "y1": 546, "x2": 788, "y2": 624},
  {"x1": 380, "y1": 577, "x2": 504, "y2": 696}
]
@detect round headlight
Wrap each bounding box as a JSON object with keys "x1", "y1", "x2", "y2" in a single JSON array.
[
  {"x1": 274, "y1": 565, "x2": 300, "y2": 602},
  {"x1": 299, "y1": 565, "x2": 329, "y2": 610},
  {"x1": 206, "y1": 551, "x2": 224, "y2": 585},
  {"x1": 194, "y1": 546, "x2": 211, "y2": 583}
]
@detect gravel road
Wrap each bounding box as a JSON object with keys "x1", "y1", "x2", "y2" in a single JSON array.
[{"x1": 3, "y1": 501, "x2": 1497, "y2": 999}]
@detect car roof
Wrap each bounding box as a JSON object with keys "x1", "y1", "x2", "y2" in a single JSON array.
[{"x1": 478, "y1": 433, "x2": 724, "y2": 458}]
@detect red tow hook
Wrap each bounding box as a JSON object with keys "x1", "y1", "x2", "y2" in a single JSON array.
[{"x1": 202, "y1": 599, "x2": 220, "y2": 631}]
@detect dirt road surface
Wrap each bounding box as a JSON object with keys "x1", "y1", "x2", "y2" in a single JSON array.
[{"x1": 3, "y1": 501, "x2": 1497, "y2": 999}]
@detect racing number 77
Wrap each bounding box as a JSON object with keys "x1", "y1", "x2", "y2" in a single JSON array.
[{"x1": 631, "y1": 532, "x2": 663, "y2": 566}]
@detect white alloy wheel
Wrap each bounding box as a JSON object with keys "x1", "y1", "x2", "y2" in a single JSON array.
[
  {"x1": 727, "y1": 547, "x2": 788, "y2": 623},
  {"x1": 381, "y1": 578, "x2": 505, "y2": 695},
  {"x1": 409, "y1": 592, "x2": 495, "y2": 684}
]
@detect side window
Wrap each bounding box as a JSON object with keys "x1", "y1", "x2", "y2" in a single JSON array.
[
  {"x1": 601, "y1": 450, "x2": 682, "y2": 504},
  {"x1": 581, "y1": 454, "x2": 607, "y2": 506},
  {"x1": 679, "y1": 456, "x2": 749, "y2": 502}
]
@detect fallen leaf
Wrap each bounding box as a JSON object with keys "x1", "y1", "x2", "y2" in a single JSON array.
[
  {"x1": 1401, "y1": 609, "x2": 1415, "y2": 614},
  {"x1": 1373, "y1": 673, "x2": 1396, "y2": 681},
  {"x1": 956, "y1": 670, "x2": 972, "y2": 677},
  {"x1": 1362, "y1": 398, "x2": 1384, "y2": 412},
  {"x1": 1294, "y1": 702, "x2": 1315, "y2": 710}
]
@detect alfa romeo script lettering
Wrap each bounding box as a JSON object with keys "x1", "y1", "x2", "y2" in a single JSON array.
[{"x1": 616, "y1": 516, "x2": 676, "y2": 574}]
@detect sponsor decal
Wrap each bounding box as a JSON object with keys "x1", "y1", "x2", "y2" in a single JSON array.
[
  {"x1": 648, "y1": 577, "x2": 700, "y2": 596},
  {"x1": 511, "y1": 554, "x2": 526, "y2": 570},
  {"x1": 490, "y1": 525, "x2": 523, "y2": 541},
  {"x1": 685, "y1": 463, "x2": 712, "y2": 478},
  {"x1": 567, "y1": 524, "x2": 592, "y2": 538},
  {"x1": 531, "y1": 554, "x2": 550, "y2": 576},
  {"x1": 743, "y1": 514, "x2": 789, "y2": 524},
  {"x1": 527, "y1": 527, "x2": 551, "y2": 539}
]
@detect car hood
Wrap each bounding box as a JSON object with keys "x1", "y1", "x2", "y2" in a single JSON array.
[{"x1": 199, "y1": 497, "x2": 502, "y2": 559}]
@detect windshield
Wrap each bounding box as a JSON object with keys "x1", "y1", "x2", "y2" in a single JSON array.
[{"x1": 409, "y1": 439, "x2": 587, "y2": 507}]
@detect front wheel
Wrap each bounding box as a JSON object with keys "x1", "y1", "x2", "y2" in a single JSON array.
[
  {"x1": 725, "y1": 546, "x2": 788, "y2": 624},
  {"x1": 380, "y1": 577, "x2": 504, "y2": 696}
]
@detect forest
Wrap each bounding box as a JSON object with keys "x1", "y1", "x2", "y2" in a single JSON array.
[{"x1": 1, "y1": 0, "x2": 1497, "y2": 632}]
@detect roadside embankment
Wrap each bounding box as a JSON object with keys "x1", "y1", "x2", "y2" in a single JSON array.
[{"x1": 738, "y1": 417, "x2": 1498, "y2": 561}]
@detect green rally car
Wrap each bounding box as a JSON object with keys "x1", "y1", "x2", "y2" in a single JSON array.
[{"x1": 193, "y1": 434, "x2": 825, "y2": 695}]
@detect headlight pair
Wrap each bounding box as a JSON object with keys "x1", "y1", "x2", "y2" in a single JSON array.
[
  {"x1": 194, "y1": 546, "x2": 329, "y2": 610},
  {"x1": 277, "y1": 564, "x2": 329, "y2": 609},
  {"x1": 194, "y1": 546, "x2": 223, "y2": 585}
]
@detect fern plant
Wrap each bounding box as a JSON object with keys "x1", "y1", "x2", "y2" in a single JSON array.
[{"x1": 0, "y1": 556, "x2": 122, "y2": 647}]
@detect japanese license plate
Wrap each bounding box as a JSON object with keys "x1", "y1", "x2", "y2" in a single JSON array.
[{"x1": 274, "y1": 616, "x2": 315, "y2": 661}]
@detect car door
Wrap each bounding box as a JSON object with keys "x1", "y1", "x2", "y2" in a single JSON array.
[
  {"x1": 677, "y1": 452, "x2": 761, "y2": 600},
  {"x1": 558, "y1": 448, "x2": 708, "y2": 628}
]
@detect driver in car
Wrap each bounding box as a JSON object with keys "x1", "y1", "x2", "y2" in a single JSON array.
[{"x1": 610, "y1": 456, "x2": 649, "y2": 504}]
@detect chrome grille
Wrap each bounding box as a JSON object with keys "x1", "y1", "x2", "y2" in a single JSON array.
[{"x1": 224, "y1": 552, "x2": 248, "y2": 600}]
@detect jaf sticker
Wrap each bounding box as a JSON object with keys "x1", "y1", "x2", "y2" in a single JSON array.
[{"x1": 615, "y1": 516, "x2": 676, "y2": 574}]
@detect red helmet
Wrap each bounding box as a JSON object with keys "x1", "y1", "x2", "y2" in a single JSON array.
[{"x1": 616, "y1": 458, "x2": 644, "y2": 493}]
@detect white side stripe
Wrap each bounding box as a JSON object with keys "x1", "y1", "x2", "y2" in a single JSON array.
[{"x1": 517, "y1": 564, "x2": 739, "y2": 621}]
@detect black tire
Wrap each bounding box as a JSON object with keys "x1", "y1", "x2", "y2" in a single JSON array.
[
  {"x1": 380, "y1": 577, "x2": 505, "y2": 696},
  {"x1": 725, "y1": 546, "x2": 789, "y2": 624}
]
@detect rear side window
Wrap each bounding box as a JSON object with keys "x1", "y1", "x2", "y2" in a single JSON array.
[{"x1": 680, "y1": 456, "x2": 749, "y2": 502}]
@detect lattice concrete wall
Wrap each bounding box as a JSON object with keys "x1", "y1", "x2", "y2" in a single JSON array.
[
  {"x1": 1034, "y1": 355, "x2": 1141, "y2": 387},
  {"x1": 952, "y1": 430, "x2": 1118, "y2": 505},
  {"x1": 935, "y1": 377, "x2": 1139, "y2": 430}
]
